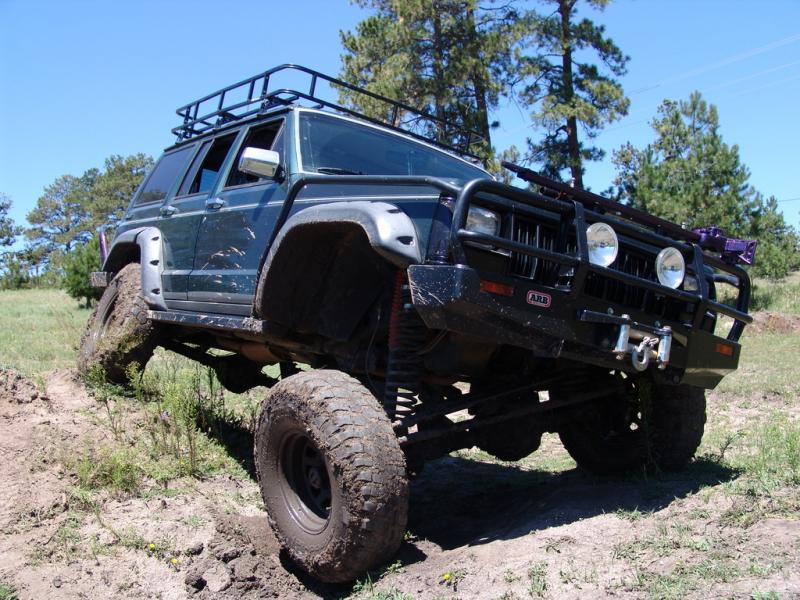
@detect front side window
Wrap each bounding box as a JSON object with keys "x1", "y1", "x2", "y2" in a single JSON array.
[
  {"x1": 226, "y1": 120, "x2": 284, "y2": 187},
  {"x1": 135, "y1": 145, "x2": 194, "y2": 205},
  {"x1": 298, "y1": 112, "x2": 488, "y2": 181}
]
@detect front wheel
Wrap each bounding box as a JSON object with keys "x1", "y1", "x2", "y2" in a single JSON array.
[
  {"x1": 553, "y1": 372, "x2": 706, "y2": 475},
  {"x1": 254, "y1": 370, "x2": 409, "y2": 583},
  {"x1": 77, "y1": 263, "x2": 157, "y2": 384}
]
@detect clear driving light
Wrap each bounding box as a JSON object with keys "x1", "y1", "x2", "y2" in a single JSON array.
[
  {"x1": 656, "y1": 247, "x2": 686, "y2": 289},
  {"x1": 466, "y1": 206, "x2": 500, "y2": 237},
  {"x1": 586, "y1": 222, "x2": 618, "y2": 267}
]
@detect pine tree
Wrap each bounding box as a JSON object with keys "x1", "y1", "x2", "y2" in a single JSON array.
[
  {"x1": 519, "y1": 0, "x2": 629, "y2": 186},
  {"x1": 25, "y1": 153, "x2": 152, "y2": 272},
  {"x1": 613, "y1": 92, "x2": 799, "y2": 279},
  {"x1": 339, "y1": 0, "x2": 527, "y2": 159},
  {"x1": 0, "y1": 193, "x2": 21, "y2": 248}
]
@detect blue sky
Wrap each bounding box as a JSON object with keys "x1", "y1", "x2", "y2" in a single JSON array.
[{"x1": 2, "y1": 0, "x2": 799, "y2": 236}]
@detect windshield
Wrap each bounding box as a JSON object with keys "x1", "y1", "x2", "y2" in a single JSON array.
[{"x1": 298, "y1": 111, "x2": 489, "y2": 180}]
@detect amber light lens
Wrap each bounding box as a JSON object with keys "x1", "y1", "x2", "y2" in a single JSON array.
[
  {"x1": 715, "y1": 343, "x2": 734, "y2": 356},
  {"x1": 480, "y1": 280, "x2": 515, "y2": 296}
]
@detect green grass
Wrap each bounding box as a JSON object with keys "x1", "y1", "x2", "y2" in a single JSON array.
[
  {"x1": 718, "y1": 270, "x2": 800, "y2": 314},
  {"x1": 0, "y1": 288, "x2": 90, "y2": 376},
  {"x1": 715, "y1": 331, "x2": 800, "y2": 398},
  {"x1": 750, "y1": 271, "x2": 800, "y2": 314},
  {"x1": 0, "y1": 582, "x2": 18, "y2": 600}
]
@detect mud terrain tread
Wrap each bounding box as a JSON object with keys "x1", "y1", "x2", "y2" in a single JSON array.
[
  {"x1": 254, "y1": 370, "x2": 408, "y2": 583},
  {"x1": 650, "y1": 384, "x2": 707, "y2": 470},
  {"x1": 77, "y1": 263, "x2": 156, "y2": 384},
  {"x1": 558, "y1": 381, "x2": 706, "y2": 474}
]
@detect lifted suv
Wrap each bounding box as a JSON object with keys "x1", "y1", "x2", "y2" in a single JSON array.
[{"x1": 79, "y1": 65, "x2": 755, "y2": 582}]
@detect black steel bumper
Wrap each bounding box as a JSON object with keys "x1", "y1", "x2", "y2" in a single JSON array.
[{"x1": 408, "y1": 264, "x2": 742, "y2": 388}]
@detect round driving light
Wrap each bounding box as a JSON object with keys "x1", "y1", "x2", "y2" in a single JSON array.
[
  {"x1": 586, "y1": 222, "x2": 618, "y2": 267},
  {"x1": 656, "y1": 247, "x2": 686, "y2": 289}
]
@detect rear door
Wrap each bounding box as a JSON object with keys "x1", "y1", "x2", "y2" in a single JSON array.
[
  {"x1": 159, "y1": 132, "x2": 240, "y2": 303},
  {"x1": 188, "y1": 119, "x2": 287, "y2": 313}
]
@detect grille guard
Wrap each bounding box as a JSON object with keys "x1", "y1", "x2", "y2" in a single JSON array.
[{"x1": 448, "y1": 179, "x2": 753, "y2": 343}]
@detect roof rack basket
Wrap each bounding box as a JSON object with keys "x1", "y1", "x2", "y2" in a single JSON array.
[{"x1": 172, "y1": 64, "x2": 486, "y2": 159}]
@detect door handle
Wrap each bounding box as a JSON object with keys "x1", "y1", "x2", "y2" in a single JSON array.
[
  {"x1": 206, "y1": 198, "x2": 225, "y2": 210},
  {"x1": 160, "y1": 205, "x2": 177, "y2": 217}
]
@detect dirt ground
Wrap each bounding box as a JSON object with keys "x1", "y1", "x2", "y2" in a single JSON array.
[{"x1": 1, "y1": 367, "x2": 798, "y2": 600}]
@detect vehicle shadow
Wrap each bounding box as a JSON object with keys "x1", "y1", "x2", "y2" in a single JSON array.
[
  {"x1": 405, "y1": 452, "x2": 739, "y2": 552},
  {"x1": 201, "y1": 415, "x2": 257, "y2": 478},
  {"x1": 202, "y1": 420, "x2": 740, "y2": 554}
]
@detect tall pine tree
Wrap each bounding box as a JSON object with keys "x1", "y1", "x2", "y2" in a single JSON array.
[{"x1": 519, "y1": 0, "x2": 629, "y2": 186}]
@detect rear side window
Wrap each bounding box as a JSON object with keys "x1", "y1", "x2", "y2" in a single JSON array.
[
  {"x1": 135, "y1": 146, "x2": 194, "y2": 205},
  {"x1": 179, "y1": 133, "x2": 238, "y2": 196}
]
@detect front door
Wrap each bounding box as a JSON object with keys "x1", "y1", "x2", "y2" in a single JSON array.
[{"x1": 188, "y1": 120, "x2": 287, "y2": 314}]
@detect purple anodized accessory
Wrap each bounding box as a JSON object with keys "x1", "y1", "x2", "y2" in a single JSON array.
[{"x1": 692, "y1": 226, "x2": 758, "y2": 266}]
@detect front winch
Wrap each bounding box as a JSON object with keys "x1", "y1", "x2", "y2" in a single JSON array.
[
  {"x1": 579, "y1": 310, "x2": 674, "y2": 371},
  {"x1": 612, "y1": 314, "x2": 672, "y2": 371}
]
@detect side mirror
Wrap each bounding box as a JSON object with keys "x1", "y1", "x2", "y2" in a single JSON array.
[{"x1": 238, "y1": 147, "x2": 281, "y2": 179}]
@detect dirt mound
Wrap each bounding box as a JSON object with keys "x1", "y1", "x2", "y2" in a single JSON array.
[
  {"x1": 0, "y1": 367, "x2": 48, "y2": 405},
  {"x1": 183, "y1": 514, "x2": 325, "y2": 599},
  {"x1": 749, "y1": 311, "x2": 800, "y2": 334}
]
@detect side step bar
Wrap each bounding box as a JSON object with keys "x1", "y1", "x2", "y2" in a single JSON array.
[{"x1": 147, "y1": 310, "x2": 268, "y2": 335}]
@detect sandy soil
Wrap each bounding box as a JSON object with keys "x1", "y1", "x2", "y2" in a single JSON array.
[{"x1": 1, "y1": 368, "x2": 798, "y2": 599}]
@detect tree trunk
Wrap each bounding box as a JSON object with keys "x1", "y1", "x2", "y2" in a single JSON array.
[
  {"x1": 431, "y1": 5, "x2": 447, "y2": 143},
  {"x1": 559, "y1": 0, "x2": 583, "y2": 188},
  {"x1": 466, "y1": 4, "x2": 491, "y2": 146}
]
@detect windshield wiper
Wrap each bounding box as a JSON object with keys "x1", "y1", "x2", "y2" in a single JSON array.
[{"x1": 315, "y1": 166, "x2": 364, "y2": 175}]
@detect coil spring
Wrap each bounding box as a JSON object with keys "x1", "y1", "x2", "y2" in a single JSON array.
[{"x1": 384, "y1": 270, "x2": 427, "y2": 424}]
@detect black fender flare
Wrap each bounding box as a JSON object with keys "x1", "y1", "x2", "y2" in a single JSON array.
[
  {"x1": 254, "y1": 201, "x2": 422, "y2": 321},
  {"x1": 103, "y1": 226, "x2": 167, "y2": 310}
]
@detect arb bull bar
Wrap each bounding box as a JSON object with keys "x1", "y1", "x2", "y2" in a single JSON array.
[{"x1": 409, "y1": 177, "x2": 753, "y2": 389}]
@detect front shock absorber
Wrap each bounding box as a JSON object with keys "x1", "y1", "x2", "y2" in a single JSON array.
[{"x1": 384, "y1": 269, "x2": 426, "y2": 426}]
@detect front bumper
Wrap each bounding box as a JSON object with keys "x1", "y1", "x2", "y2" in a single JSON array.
[{"x1": 408, "y1": 263, "x2": 742, "y2": 389}]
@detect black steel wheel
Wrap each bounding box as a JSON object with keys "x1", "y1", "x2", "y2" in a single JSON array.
[
  {"x1": 554, "y1": 371, "x2": 706, "y2": 475},
  {"x1": 254, "y1": 370, "x2": 409, "y2": 583}
]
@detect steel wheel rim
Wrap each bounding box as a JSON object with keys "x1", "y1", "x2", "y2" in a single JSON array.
[{"x1": 278, "y1": 431, "x2": 332, "y2": 534}]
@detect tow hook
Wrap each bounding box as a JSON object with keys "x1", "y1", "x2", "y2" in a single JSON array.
[{"x1": 614, "y1": 314, "x2": 672, "y2": 371}]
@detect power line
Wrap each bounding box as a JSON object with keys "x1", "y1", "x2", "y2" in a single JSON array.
[
  {"x1": 778, "y1": 197, "x2": 800, "y2": 203},
  {"x1": 629, "y1": 32, "x2": 800, "y2": 95}
]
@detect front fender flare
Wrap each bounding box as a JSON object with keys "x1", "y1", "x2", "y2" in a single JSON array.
[
  {"x1": 254, "y1": 201, "x2": 422, "y2": 320},
  {"x1": 103, "y1": 226, "x2": 167, "y2": 310},
  {"x1": 272, "y1": 201, "x2": 422, "y2": 267}
]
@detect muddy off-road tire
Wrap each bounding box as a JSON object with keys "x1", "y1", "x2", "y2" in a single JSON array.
[
  {"x1": 77, "y1": 263, "x2": 156, "y2": 384},
  {"x1": 554, "y1": 373, "x2": 706, "y2": 475},
  {"x1": 254, "y1": 370, "x2": 409, "y2": 583}
]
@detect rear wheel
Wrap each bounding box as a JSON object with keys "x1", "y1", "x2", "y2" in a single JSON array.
[
  {"x1": 77, "y1": 263, "x2": 156, "y2": 384},
  {"x1": 554, "y1": 372, "x2": 706, "y2": 474},
  {"x1": 254, "y1": 370, "x2": 409, "y2": 582}
]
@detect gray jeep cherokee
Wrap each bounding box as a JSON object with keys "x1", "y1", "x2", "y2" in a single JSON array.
[{"x1": 79, "y1": 64, "x2": 755, "y2": 582}]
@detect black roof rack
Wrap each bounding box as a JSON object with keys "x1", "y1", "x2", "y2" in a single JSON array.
[{"x1": 172, "y1": 64, "x2": 485, "y2": 159}]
